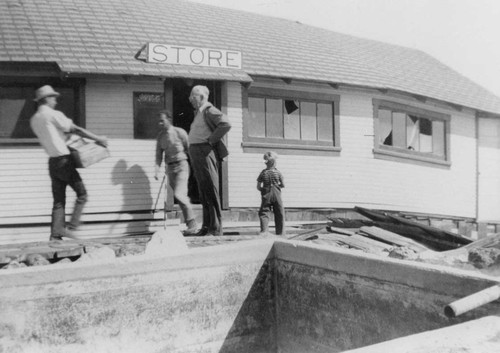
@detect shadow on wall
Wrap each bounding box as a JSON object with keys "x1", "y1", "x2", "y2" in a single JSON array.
[
  {"x1": 111, "y1": 159, "x2": 153, "y2": 235},
  {"x1": 219, "y1": 260, "x2": 277, "y2": 353}
]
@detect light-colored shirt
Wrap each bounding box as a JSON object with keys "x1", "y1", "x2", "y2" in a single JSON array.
[
  {"x1": 156, "y1": 126, "x2": 189, "y2": 166},
  {"x1": 30, "y1": 105, "x2": 73, "y2": 157},
  {"x1": 188, "y1": 102, "x2": 212, "y2": 144}
]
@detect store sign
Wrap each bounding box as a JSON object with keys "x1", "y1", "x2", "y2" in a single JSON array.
[{"x1": 146, "y1": 43, "x2": 242, "y2": 69}]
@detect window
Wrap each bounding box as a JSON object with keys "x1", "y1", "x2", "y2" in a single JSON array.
[
  {"x1": 374, "y1": 99, "x2": 450, "y2": 164},
  {"x1": 133, "y1": 92, "x2": 165, "y2": 139},
  {"x1": 0, "y1": 81, "x2": 81, "y2": 144},
  {"x1": 243, "y1": 87, "x2": 340, "y2": 154}
]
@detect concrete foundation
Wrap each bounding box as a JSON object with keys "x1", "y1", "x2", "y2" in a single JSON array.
[{"x1": 1, "y1": 239, "x2": 499, "y2": 353}]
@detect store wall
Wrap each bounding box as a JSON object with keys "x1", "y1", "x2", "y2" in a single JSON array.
[{"x1": 227, "y1": 78, "x2": 477, "y2": 219}]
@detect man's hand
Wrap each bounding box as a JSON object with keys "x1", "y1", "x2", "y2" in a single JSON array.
[
  {"x1": 95, "y1": 136, "x2": 108, "y2": 147},
  {"x1": 154, "y1": 165, "x2": 160, "y2": 181}
]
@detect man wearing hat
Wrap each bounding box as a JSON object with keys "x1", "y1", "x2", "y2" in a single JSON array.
[{"x1": 30, "y1": 85, "x2": 108, "y2": 241}]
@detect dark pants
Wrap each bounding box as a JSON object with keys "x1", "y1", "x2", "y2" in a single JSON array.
[
  {"x1": 48, "y1": 155, "x2": 87, "y2": 237},
  {"x1": 259, "y1": 186, "x2": 285, "y2": 235},
  {"x1": 189, "y1": 143, "x2": 222, "y2": 235}
]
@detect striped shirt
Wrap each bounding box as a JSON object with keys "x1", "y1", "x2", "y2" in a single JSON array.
[{"x1": 257, "y1": 167, "x2": 285, "y2": 190}]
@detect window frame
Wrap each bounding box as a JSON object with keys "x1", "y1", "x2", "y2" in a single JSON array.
[
  {"x1": 242, "y1": 86, "x2": 341, "y2": 156},
  {"x1": 373, "y1": 99, "x2": 451, "y2": 166},
  {"x1": 0, "y1": 77, "x2": 85, "y2": 145}
]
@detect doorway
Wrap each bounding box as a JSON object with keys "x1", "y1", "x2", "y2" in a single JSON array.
[{"x1": 171, "y1": 78, "x2": 222, "y2": 205}]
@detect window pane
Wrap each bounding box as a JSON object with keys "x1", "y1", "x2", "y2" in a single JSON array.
[
  {"x1": 133, "y1": 92, "x2": 164, "y2": 139},
  {"x1": 284, "y1": 99, "x2": 300, "y2": 139},
  {"x1": 379, "y1": 109, "x2": 392, "y2": 145},
  {"x1": 317, "y1": 103, "x2": 333, "y2": 142},
  {"x1": 266, "y1": 98, "x2": 283, "y2": 138},
  {"x1": 0, "y1": 87, "x2": 37, "y2": 138},
  {"x1": 406, "y1": 115, "x2": 419, "y2": 151},
  {"x1": 419, "y1": 118, "x2": 433, "y2": 153},
  {"x1": 248, "y1": 97, "x2": 266, "y2": 137},
  {"x1": 432, "y1": 120, "x2": 445, "y2": 156},
  {"x1": 301, "y1": 101, "x2": 316, "y2": 141},
  {"x1": 392, "y1": 112, "x2": 406, "y2": 148}
]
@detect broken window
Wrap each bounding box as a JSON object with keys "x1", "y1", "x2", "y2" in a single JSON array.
[
  {"x1": 374, "y1": 99, "x2": 449, "y2": 162},
  {"x1": 247, "y1": 97, "x2": 335, "y2": 143}
]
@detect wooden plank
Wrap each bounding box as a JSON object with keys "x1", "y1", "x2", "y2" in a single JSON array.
[
  {"x1": 319, "y1": 233, "x2": 392, "y2": 254},
  {"x1": 359, "y1": 226, "x2": 430, "y2": 253},
  {"x1": 354, "y1": 206, "x2": 394, "y2": 223},
  {"x1": 326, "y1": 226, "x2": 357, "y2": 236},
  {"x1": 388, "y1": 214, "x2": 472, "y2": 245}
]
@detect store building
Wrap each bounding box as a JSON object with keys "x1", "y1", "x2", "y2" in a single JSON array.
[{"x1": 1, "y1": 0, "x2": 500, "y2": 243}]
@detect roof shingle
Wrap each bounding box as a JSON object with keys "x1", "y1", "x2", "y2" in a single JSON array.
[{"x1": 1, "y1": 0, "x2": 499, "y2": 114}]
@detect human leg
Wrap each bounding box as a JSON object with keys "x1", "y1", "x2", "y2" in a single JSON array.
[
  {"x1": 259, "y1": 192, "x2": 272, "y2": 235},
  {"x1": 189, "y1": 144, "x2": 222, "y2": 235},
  {"x1": 272, "y1": 189, "x2": 285, "y2": 235},
  {"x1": 49, "y1": 157, "x2": 69, "y2": 239},
  {"x1": 168, "y1": 161, "x2": 197, "y2": 233},
  {"x1": 66, "y1": 161, "x2": 87, "y2": 230}
]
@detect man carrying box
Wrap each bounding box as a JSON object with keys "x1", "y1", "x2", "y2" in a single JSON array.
[{"x1": 30, "y1": 85, "x2": 108, "y2": 241}]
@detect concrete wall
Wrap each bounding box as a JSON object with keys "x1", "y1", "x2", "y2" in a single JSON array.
[
  {"x1": 1, "y1": 239, "x2": 499, "y2": 353},
  {"x1": 273, "y1": 241, "x2": 500, "y2": 352},
  {"x1": 0, "y1": 241, "x2": 276, "y2": 353}
]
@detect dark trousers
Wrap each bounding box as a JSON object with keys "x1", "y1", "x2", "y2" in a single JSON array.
[
  {"x1": 48, "y1": 155, "x2": 87, "y2": 237},
  {"x1": 259, "y1": 186, "x2": 285, "y2": 235},
  {"x1": 189, "y1": 143, "x2": 222, "y2": 235}
]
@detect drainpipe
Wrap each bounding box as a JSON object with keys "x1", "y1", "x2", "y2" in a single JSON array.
[
  {"x1": 444, "y1": 284, "x2": 500, "y2": 318},
  {"x1": 474, "y1": 112, "x2": 480, "y2": 228}
]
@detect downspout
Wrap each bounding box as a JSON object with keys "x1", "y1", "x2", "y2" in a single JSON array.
[{"x1": 475, "y1": 112, "x2": 480, "y2": 225}]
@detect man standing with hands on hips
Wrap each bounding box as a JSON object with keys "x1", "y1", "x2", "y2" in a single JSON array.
[
  {"x1": 187, "y1": 85, "x2": 231, "y2": 236},
  {"x1": 30, "y1": 85, "x2": 108, "y2": 241}
]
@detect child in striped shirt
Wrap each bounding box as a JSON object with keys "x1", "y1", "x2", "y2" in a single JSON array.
[{"x1": 256, "y1": 151, "x2": 285, "y2": 236}]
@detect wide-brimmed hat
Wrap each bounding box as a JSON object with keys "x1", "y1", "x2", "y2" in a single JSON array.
[{"x1": 34, "y1": 85, "x2": 60, "y2": 102}]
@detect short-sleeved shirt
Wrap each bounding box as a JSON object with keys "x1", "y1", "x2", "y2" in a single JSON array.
[
  {"x1": 257, "y1": 167, "x2": 284, "y2": 190},
  {"x1": 156, "y1": 126, "x2": 189, "y2": 166},
  {"x1": 30, "y1": 105, "x2": 73, "y2": 157}
]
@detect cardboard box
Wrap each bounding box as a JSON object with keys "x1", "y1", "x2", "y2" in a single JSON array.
[{"x1": 67, "y1": 137, "x2": 110, "y2": 168}]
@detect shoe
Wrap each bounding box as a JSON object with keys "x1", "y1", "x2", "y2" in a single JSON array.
[
  {"x1": 207, "y1": 229, "x2": 223, "y2": 236},
  {"x1": 259, "y1": 231, "x2": 270, "y2": 237},
  {"x1": 184, "y1": 219, "x2": 198, "y2": 235},
  {"x1": 49, "y1": 235, "x2": 63, "y2": 241},
  {"x1": 188, "y1": 227, "x2": 208, "y2": 237}
]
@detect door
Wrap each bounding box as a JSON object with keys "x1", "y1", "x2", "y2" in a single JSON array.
[{"x1": 170, "y1": 78, "x2": 225, "y2": 207}]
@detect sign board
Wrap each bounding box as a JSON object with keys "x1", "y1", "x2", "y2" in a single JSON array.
[{"x1": 146, "y1": 43, "x2": 242, "y2": 70}]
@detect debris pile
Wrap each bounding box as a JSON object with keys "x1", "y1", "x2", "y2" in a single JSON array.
[{"x1": 302, "y1": 207, "x2": 500, "y2": 275}]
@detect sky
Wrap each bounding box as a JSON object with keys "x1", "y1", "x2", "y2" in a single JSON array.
[{"x1": 188, "y1": 0, "x2": 500, "y2": 98}]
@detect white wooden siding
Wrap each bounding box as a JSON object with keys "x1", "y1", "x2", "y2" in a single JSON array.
[
  {"x1": 227, "y1": 80, "x2": 478, "y2": 219},
  {"x1": 478, "y1": 117, "x2": 500, "y2": 221},
  {"x1": 0, "y1": 78, "x2": 166, "y2": 243}
]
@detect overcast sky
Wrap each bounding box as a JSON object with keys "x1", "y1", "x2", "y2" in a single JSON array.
[{"x1": 188, "y1": 0, "x2": 500, "y2": 98}]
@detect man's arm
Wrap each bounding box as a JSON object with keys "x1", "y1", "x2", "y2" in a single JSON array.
[
  {"x1": 154, "y1": 138, "x2": 163, "y2": 181},
  {"x1": 71, "y1": 125, "x2": 108, "y2": 147},
  {"x1": 205, "y1": 107, "x2": 231, "y2": 144}
]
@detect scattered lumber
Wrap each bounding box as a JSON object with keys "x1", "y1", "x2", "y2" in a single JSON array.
[
  {"x1": 353, "y1": 206, "x2": 471, "y2": 251},
  {"x1": 359, "y1": 226, "x2": 430, "y2": 253},
  {"x1": 322, "y1": 231, "x2": 392, "y2": 255},
  {"x1": 388, "y1": 214, "x2": 472, "y2": 245}
]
